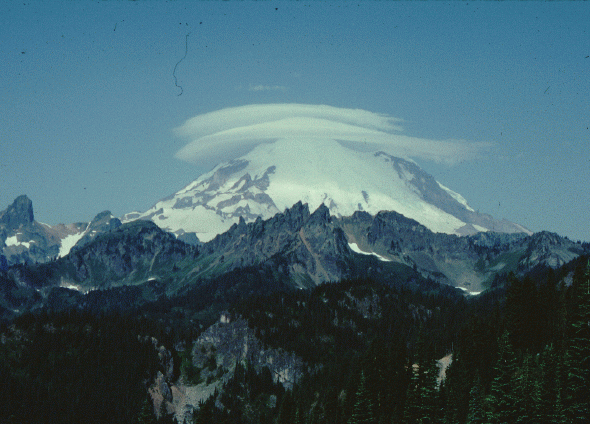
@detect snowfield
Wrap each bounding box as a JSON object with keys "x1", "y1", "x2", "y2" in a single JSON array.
[
  {"x1": 58, "y1": 227, "x2": 88, "y2": 258},
  {"x1": 348, "y1": 242, "x2": 391, "y2": 262},
  {"x1": 127, "y1": 137, "x2": 524, "y2": 242}
]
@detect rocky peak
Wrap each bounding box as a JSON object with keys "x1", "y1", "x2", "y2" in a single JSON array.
[
  {"x1": 517, "y1": 231, "x2": 581, "y2": 270},
  {"x1": 71, "y1": 211, "x2": 122, "y2": 251},
  {"x1": 367, "y1": 210, "x2": 427, "y2": 246},
  {"x1": 527, "y1": 231, "x2": 569, "y2": 249},
  {"x1": 281, "y1": 201, "x2": 311, "y2": 230},
  {"x1": 0, "y1": 195, "x2": 34, "y2": 229},
  {"x1": 88, "y1": 210, "x2": 121, "y2": 231},
  {"x1": 306, "y1": 204, "x2": 331, "y2": 227}
]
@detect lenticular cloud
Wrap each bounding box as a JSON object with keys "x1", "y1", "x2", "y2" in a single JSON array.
[{"x1": 174, "y1": 104, "x2": 489, "y2": 166}]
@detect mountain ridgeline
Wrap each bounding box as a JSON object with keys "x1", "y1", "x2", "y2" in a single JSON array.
[
  {"x1": 2, "y1": 198, "x2": 587, "y2": 307},
  {"x1": 0, "y1": 161, "x2": 588, "y2": 423},
  {"x1": 0, "y1": 195, "x2": 123, "y2": 266}
]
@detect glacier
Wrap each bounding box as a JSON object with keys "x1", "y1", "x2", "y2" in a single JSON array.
[{"x1": 126, "y1": 137, "x2": 529, "y2": 242}]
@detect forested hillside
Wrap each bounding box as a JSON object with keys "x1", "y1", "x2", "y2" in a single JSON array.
[
  {"x1": 190, "y1": 257, "x2": 590, "y2": 424},
  {"x1": 0, "y1": 256, "x2": 588, "y2": 423}
]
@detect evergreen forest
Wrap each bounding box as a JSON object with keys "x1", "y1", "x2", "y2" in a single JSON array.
[{"x1": 0, "y1": 256, "x2": 589, "y2": 424}]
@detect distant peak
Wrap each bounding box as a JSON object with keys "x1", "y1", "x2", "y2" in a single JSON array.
[
  {"x1": 91, "y1": 210, "x2": 114, "y2": 223},
  {"x1": 0, "y1": 195, "x2": 34, "y2": 228}
]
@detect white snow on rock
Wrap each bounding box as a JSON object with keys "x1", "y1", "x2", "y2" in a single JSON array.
[
  {"x1": 126, "y1": 137, "x2": 525, "y2": 242},
  {"x1": 5, "y1": 234, "x2": 33, "y2": 248},
  {"x1": 348, "y1": 242, "x2": 391, "y2": 262},
  {"x1": 58, "y1": 232, "x2": 85, "y2": 258},
  {"x1": 437, "y1": 182, "x2": 475, "y2": 212},
  {"x1": 458, "y1": 287, "x2": 482, "y2": 296},
  {"x1": 58, "y1": 224, "x2": 90, "y2": 258}
]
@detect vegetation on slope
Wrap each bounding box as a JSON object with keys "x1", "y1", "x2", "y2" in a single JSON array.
[{"x1": 0, "y1": 253, "x2": 588, "y2": 423}]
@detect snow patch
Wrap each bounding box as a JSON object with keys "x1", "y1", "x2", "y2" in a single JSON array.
[
  {"x1": 5, "y1": 234, "x2": 33, "y2": 248},
  {"x1": 437, "y1": 182, "x2": 475, "y2": 212},
  {"x1": 348, "y1": 242, "x2": 391, "y2": 262},
  {"x1": 58, "y1": 224, "x2": 90, "y2": 257},
  {"x1": 458, "y1": 287, "x2": 482, "y2": 296},
  {"x1": 489, "y1": 262, "x2": 506, "y2": 271},
  {"x1": 60, "y1": 279, "x2": 94, "y2": 294},
  {"x1": 472, "y1": 224, "x2": 488, "y2": 232}
]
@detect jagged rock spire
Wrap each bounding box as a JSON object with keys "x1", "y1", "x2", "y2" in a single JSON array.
[{"x1": 0, "y1": 195, "x2": 34, "y2": 229}]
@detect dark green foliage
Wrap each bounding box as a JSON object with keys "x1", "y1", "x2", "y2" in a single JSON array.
[
  {"x1": 1, "y1": 245, "x2": 588, "y2": 424},
  {"x1": 137, "y1": 395, "x2": 158, "y2": 424},
  {"x1": 466, "y1": 375, "x2": 485, "y2": 424},
  {"x1": 179, "y1": 342, "x2": 202, "y2": 385},
  {"x1": 224, "y1": 279, "x2": 462, "y2": 424},
  {"x1": 0, "y1": 310, "x2": 160, "y2": 424},
  {"x1": 513, "y1": 353, "x2": 542, "y2": 423},
  {"x1": 349, "y1": 371, "x2": 375, "y2": 424},
  {"x1": 562, "y1": 259, "x2": 590, "y2": 423},
  {"x1": 442, "y1": 255, "x2": 590, "y2": 424},
  {"x1": 190, "y1": 361, "x2": 285, "y2": 424},
  {"x1": 486, "y1": 331, "x2": 518, "y2": 423},
  {"x1": 232, "y1": 279, "x2": 465, "y2": 365},
  {"x1": 402, "y1": 334, "x2": 441, "y2": 424}
]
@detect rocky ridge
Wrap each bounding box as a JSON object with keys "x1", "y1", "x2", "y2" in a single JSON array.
[
  {"x1": 0, "y1": 196, "x2": 124, "y2": 266},
  {"x1": 150, "y1": 312, "x2": 305, "y2": 423},
  {"x1": 2, "y1": 199, "x2": 587, "y2": 302}
]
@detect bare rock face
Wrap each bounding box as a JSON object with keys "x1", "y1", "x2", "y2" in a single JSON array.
[
  {"x1": 0, "y1": 196, "x2": 122, "y2": 266},
  {"x1": 518, "y1": 231, "x2": 581, "y2": 271},
  {"x1": 8, "y1": 219, "x2": 195, "y2": 291},
  {"x1": 193, "y1": 312, "x2": 305, "y2": 390},
  {"x1": 4, "y1": 198, "x2": 588, "y2": 303},
  {"x1": 69, "y1": 210, "x2": 122, "y2": 251},
  {"x1": 281, "y1": 204, "x2": 350, "y2": 285},
  {"x1": 183, "y1": 200, "x2": 588, "y2": 293},
  {"x1": 160, "y1": 312, "x2": 305, "y2": 423},
  {"x1": 0, "y1": 195, "x2": 66, "y2": 265},
  {"x1": 0, "y1": 195, "x2": 34, "y2": 229}
]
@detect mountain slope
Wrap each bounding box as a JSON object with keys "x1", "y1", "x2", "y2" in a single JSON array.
[
  {"x1": 125, "y1": 139, "x2": 530, "y2": 243},
  {"x1": 183, "y1": 203, "x2": 585, "y2": 292},
  {"x1": 8, "y1": 220, "x2": 195, "y2": 292},
  {"x1": 2, "y1": 201, "x2": 587, "y2": 316},
  {"x1": 0, "y1": 196, "x2": 123, "y2": 266}
]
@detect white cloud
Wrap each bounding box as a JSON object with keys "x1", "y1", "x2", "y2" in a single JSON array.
[{"x1": 174, "y1": 104, "x2": 490, "y2": 167}]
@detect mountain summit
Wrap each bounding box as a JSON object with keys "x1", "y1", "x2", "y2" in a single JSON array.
[
  {"x1": 125, "y1": 138, "x2": 529, "y2": 242},
  {"x1": 0, "y1": 195, "x2": 121, "y2": 266},
  {"x1": 0, "y1": 195, "x2": 34, "y2": 230}
]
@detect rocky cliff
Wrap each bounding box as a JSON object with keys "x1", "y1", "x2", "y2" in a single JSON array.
[{"x1": 151, "y1": 312, "x2": 305, "y2": 423}]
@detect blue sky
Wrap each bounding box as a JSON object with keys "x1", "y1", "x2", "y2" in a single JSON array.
[{"x1": 1, "y1": 1, "x2": 588, "y2": 241}]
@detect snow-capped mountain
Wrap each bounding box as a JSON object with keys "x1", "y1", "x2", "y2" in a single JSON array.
[
  {"x1": 0, "y1": 195, "x2": 121, "y2": 266},
  {"x1": 124, "y1": 138, "x2": 530, "y2": 243}
]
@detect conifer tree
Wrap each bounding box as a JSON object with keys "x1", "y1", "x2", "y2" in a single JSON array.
[
  {"x1": 466, "y1": 374, "x2": 485, "y2": 424},
  {"x1": 403, "y1": 359, "x2": 440, "y2": 424},
  {"x1": 350, "y1": 370, "x2": 376, "y2": 424},
  {"x1": 538, "y1": 344, "x2": 564, "y2": 423},
  {"x1": 276, "y1": 391, "x2": 296, "y2": 424},
  {"x1": 137, "y1": 395, "x2": 157, "y2": 424},
  {"x1": 486, "y1": 331, "x2": 518, "y2": 424},
  {"x1": 514, "y1": 352, "x2": 542, "y2": 423},
  {"x1": 441, "y1": 350, "x2": 471, "y2": 424},
  {"x1": 563, "y1": 259, "x2": 590, "y2": 423}
]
